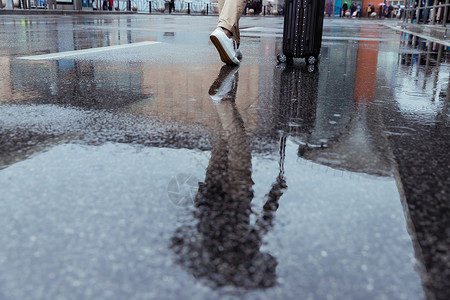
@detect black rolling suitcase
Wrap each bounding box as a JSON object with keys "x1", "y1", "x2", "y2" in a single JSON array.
[{"x1": 277, "y1": 0, "x2": 326, "y2": 64}]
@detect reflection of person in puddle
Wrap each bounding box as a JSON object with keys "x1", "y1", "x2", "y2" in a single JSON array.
[{"x1": 171, "y1": 66, "x2": 287, "y2": 289}]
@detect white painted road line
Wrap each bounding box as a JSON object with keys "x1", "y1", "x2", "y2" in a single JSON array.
[
  {"x1": 385, "y1": 24, "x2": 450, "y2": 47},
  {"x1": 17, "y1": 41, "x2": 161, "y2": 60},
  {"x1": 241, "y1": 33, "x2": 399, "y2": 42},
  {"x1": 323, "y1": 36, "x2": 400, "y2": 42}
]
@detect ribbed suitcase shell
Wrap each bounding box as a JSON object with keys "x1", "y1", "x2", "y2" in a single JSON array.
[{"x1": 282, "y1": 0, "x2": 326, "y2": 60}]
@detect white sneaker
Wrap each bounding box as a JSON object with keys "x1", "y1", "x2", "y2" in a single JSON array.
[
  {"x1": 210, "y1": 27, "x2": 240, "y2": 65},
  {"x1": 209, "y1": 66, "x2": 239, "y2": 103}
]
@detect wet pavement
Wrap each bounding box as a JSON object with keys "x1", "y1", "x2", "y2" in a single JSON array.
[{"x1": 0, "y1": 14, "x2": 449, "y2": 300}]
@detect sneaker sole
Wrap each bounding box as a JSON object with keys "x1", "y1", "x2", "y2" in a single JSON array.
[{"x1": 210, "y1": 35, "x2": 235, "y2": 65}]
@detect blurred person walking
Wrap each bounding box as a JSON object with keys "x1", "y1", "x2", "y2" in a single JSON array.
[{"x1": 342, "y1": 2, "x2": 348, "y2": 17}]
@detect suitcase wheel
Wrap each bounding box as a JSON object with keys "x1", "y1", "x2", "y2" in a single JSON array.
[
  {"x1": 306, "y1": 55, "x2": 316, "y2": 65},
  {"x1": 277, "y1": 53, "x2": 294, "y2": 63},
  {"x1": 277, "y1": 54, "x2": 287, "y2": 63}
]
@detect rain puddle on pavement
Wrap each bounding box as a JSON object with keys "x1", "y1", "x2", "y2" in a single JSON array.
[{"x1": 1, "y1": 17, "x2": 449, "y2": 299}]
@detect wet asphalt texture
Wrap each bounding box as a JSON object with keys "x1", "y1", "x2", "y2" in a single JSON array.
[{"x1": 0, "y1": 14, "x2": 449, "y2": 300}]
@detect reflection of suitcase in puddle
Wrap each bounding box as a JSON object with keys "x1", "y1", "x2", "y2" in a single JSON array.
[
  {"x1": 277, "y1": 0, "x2": 326, "y2": 64},
  {"x1": 276, "y1": 64, "x2": 319, "y2": 137}
]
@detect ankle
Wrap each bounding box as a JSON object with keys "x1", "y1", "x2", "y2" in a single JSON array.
[{"x1": 220, "y1": 27, "x2": 232, "y2": 38}]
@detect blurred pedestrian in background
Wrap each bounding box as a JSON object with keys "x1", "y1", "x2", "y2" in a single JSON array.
[
  {"x1": 379, "y1": 4, "x2": 384, "y2": 18},
  {"x1": 267, "y1": 1, "x2": 273, "y2": 15},
  {"x1": 342, "y1": 2, "x2": 348, "y2": 17},
  {"x1": 368, "y1": 4, "x2": 375, "y2": 18}
]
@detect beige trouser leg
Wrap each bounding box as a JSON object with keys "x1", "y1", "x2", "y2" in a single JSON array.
[{"x1": 218, "y1": 0, "x2": 247, "y2": 46}]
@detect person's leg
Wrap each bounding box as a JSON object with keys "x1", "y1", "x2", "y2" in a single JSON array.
[
  {"x1": 217, "y1": 0, "x2": 247, "y2": 45},
  {"x1": 211, "y1": 0, "x2": 246, "y2": 64}
]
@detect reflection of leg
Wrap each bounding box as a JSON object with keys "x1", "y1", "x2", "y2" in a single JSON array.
[
  {"x1": 209, "y1": 66, "x2": 239, "y2": 103},
  {"x1": 220, "y1": 102, "x2": 253, "y2": 201},
  {"x1": 209, "y1": 66, "x2": 253, "y2": 202},
  {"x1": 213, "y1": 71, "x2": 253, "y2": 203},
  {"x1": 198, "y1": 66, "x2": 252, "y2": 221},
  {"x1": 200, "y1": 66, "x2": 240, "y2": 199},
  {"x1": 209, "y1": 66, "x2": 240, "y2": 136},
  {"x1": 174, "y1": 67, "x2": 277, "y2": 289},
  {"x1": 202, "y1": 134, "x2": 228, "y2": 191}
]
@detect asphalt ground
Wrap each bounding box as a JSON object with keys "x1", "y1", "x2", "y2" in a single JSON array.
[{"x1": 0, "y1": 14, "x2": 449, "y2": 300}]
